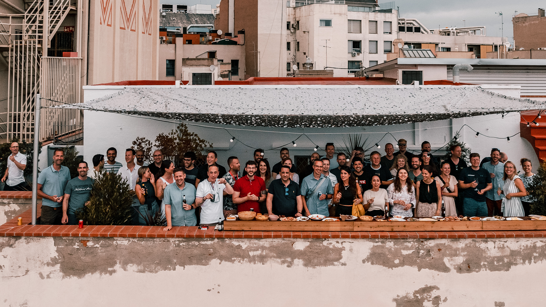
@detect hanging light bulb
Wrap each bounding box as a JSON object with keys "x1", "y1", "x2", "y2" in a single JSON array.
[
  {"x1": 375, "y1": 143, "x2": 380, "y2": 149},
  {"x1": 507, "y1": 137, "x2": 510, "y2": 142},
  {"x1": 539, "y1": 113, "x2": 542, "y2": 119},
  {"x1": 230, "y1": 137, "x2": 235, "y2": 142},
  {"x1": 453, "y1": 136, "x2": 458, "y2": 141},
  {"x1": 292, "y1": 141, "x2": 297, "y2": 147},
  {"x1": 502, "y1": 113, "x2": 505, "y2": 119},
  {"x1": 313, "y1": 145, "x2": 319, "y2": 151},
  {"x1": 527, "y1": 122, "x2": 531, "y2": 128},
  {"x1": 475, "y1": 132, "x2": 480, "y2": 138},
  {"x1": 533, "y1": 121, "x2": 539, "y2": 126}
]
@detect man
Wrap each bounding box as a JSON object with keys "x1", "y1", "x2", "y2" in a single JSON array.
[
  {"x1": 148, "y1": 150, "x2": 163, "y2": 178},
  {"x1": 117, "y1": 149, "x2": 141, "y2": 224},
  {"x1": 331, "y1": 152, "x2": 347, "y2": 184},
  {"x1": 103, "y1": 147, "x2": 123, "y2": 174},
  {"x1": 500, "y1": 152, "x2": 508, "y2": 164},
  {"x1": 362, "y1": 151, "x2": 393, "y2": 192},
  {"x1": 349, "y1": 146, "x2": 365, "y2": 168},
  {"x1": 271, "y1": 148, "x2": 297, "y2": 178},
  {"x1": 459, "y1": 153, "x2": 492, "y2": 217},
  {"x1": 352, "y1": 157, "x2": 367, "y2": 194},
  {"x1": 420, "y1": 141, "x2": 437, "y2": 165},
  {"x1": 482, "y1": 149, "x2": 505, "y2": 216},
  {"x1": 88, "y1": 154, "x2": 104, "y2": 179},
  {"x1": 182, "y1": 152, "x2": 199, "y2": 186},
  {"x1": 243, "y1": 149, "x2": 265, "y2": 176},
  {"x1": 135, "y1": 149, "x2": 149, "y2": 167},
  {"x1": 299, "y1": 152, "x2": 321, "y2": 185},
  {"x1": 267, "y1": 166, "x2": 303, "y2": 218},
  {"x1": 409, "y1": 156, "x2": 423, "y2": 183},
  {"x1": 322, "y1": 158, "x2": 338, "y2": 216},
  {"x1": 394, "y1": 139, "x2": 414, "y2": 161},
  {"x1": 163, "y1": 168, "x2": 197, "y2": 230},
  {"x1": 232, "y1": 161, "x2": 266, "y2": 213},
  {"x1": 1, "y1": 142, "x2": 29, "y2": 191},
  {"x1": 62, "y1": 162, "x2": 93, "y2": 225},
  {"x1": 196, "y1": 151, "x2": 227, "y2": 187},
  {"x1": 222, "y1": 156, "x2": 241, "y2": 217},
  {"x1": 380, "y1": 143, "x2": 395, "y2": 170},
  {"x1": 37, "y1": 148, "x2": 71, "y2": 225},
  {"x1": 447, "y1": 145, "x2": 467, "y2": 180},
  {"x1": 301, "y1": 159, "x2": 334, "y2": 216},
  {"x1": 324, "y1": 143, "x2": 338, "y2": 170},
  {"x1": 195, "y1": 165, "x2": 233, "y2": 226}
]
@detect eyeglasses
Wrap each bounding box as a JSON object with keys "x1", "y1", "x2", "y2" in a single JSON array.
[
  {"x1": 399, "y1": 143, "x2": 407, "y2": 146},
  {"x1": 285, "y1": 187, "x2": 289, "y2": 196}
]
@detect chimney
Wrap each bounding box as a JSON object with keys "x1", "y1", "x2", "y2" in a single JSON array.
[
  {"x1": 539, "y1": 8, "x2": 545, "y2": 17},
  {"x1": 237, "y1": 30, "x2": 245, "y2": 45}
]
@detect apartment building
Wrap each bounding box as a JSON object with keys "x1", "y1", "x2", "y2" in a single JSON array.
[{"x1": 513, "y1": 8, "x2": 546, "y2": 51}]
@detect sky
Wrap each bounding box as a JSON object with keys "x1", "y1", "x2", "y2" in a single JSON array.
[{"x1": 161, "y1": 0, "x2": 544, "y2": 44}]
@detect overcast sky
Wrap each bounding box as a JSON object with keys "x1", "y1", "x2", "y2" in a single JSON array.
[{"x1": 162, "y1": 0, "x2": 544, "y2": 44}]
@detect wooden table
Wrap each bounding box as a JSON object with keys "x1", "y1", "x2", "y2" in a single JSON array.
[{"x1": 224, "y1": 220, "x2": 546, "y2": 232}]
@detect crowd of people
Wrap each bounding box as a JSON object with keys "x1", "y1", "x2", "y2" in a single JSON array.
[{"x1": 3, "y1": 138, "x2": 538, "y2": 229}]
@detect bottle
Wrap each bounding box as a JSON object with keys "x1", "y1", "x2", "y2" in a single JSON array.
[
  {"x1": 217, "y1": 217, "x2": 224, "y2": 231},
  {"x1": 183, "y1": 195, "x2": 186, "y2": 207}
]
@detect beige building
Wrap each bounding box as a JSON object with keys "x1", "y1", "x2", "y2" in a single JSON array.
[
  {"x1": 513, "y1": 8, "x2": 546, "y2": 51},
  {"x1": 0, "y1": 0, "x2": 159, "y2": 143}
]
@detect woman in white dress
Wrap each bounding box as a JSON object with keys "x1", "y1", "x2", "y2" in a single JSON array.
[
  {"x1": 387, "y1": 168, "x2": 416, "y2": 218},
  {"x1": 497, "y1": 161, "x2": 526, "y2": 217},
  {"x1": 435, "y1": 161, "x2": 458, "y2": 217},
  {"x1": 155, "y1": 160, "x2": 175, "y2": 201}
]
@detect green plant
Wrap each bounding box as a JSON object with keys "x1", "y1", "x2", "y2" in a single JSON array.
[
  {"x1": 132, "y1": 137, "x2": 153, "y2": 164},
  {"x1": 137, "y1": 207, "x2": 167, "y2": 226},
  {"x1": 526, "y1": 161, "x2": 546, "y2": 216},
  {"x1": 441, "y1": 132, "x2": 471, "y2": 165},
  {"x1": 61, "y1": 146, "x2": 82, "y2": 179},
  {"x1": 340, "y1": 134, "x2": 369, "y2": 159},
  {"x1": 0, "y1": 138, "x2": 41, "y2": 187},
  {"x1": 76, "y1": 171, "x2": 134, "y2": 225}
]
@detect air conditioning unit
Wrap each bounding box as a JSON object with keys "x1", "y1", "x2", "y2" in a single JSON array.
[{"x1": 351, "y1": 51, "x2": 357, "y2": 57}]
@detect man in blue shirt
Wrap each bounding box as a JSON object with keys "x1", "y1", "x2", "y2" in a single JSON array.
[
  {"x1": 163, "y1": 168, "x2": 197, "y2": 230},
  {"x1": 37, "y1": 148, "x2": 71, "y2": 225},
  {"x1": 301, "y1": 160, "x2": 333, "y2": 216},
  {"x1": 62, "y1": 161, "x2": 94, "y2": 225},
  {"x1": 458, "y1": 153, "x2": 493, "y2": 217},
  {"x1": 481, "y1": 148, "x2": 505, "y2": 216}
]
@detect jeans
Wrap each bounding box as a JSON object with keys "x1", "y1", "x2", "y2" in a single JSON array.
[
  {"x1": 67, "y1": 213, "x2": 79, "y2": 225},
  {"x1": 463, "y1": 198, "x2": 488, "y2": 217},
  {"x1": 41, "y1": 206, "x2": 62, "y2": 225}
]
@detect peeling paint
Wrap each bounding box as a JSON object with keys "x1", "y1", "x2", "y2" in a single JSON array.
[
  {"x1": 362, "y1": 239, "x2": 546, "y2": 273},
  {"x1": 392, "y1": 285, "x2": 446, "y2": 307}
]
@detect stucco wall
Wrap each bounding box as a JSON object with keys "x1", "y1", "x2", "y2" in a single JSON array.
[{"x1": 1, "y1": 236, "x2": 546, "y2": 306}]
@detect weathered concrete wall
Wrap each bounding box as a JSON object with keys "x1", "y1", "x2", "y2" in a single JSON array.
[
  {"x1": 1, "y1": 236, "x2": 545, "y2": 306},
  {"x1": 0, "y1": 199, "x2": 33, "y2": 225}
]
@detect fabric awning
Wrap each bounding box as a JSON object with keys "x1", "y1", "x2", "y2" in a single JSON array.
[{"x1": 62, "y1": 85, "x2": 546, "y2": 128}]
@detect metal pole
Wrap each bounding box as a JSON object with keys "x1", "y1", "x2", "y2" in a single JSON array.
[{"x1": 31, "y1": 94, "x2": 41, "y2": 226}]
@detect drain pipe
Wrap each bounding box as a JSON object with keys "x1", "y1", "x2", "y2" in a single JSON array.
[{"x1": 453, "y1": 64, "x2": 473, "y2": 83}]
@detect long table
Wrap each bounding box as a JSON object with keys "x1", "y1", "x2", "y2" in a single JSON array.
[{"x1": 224, "y1": 220, "x2": 546, "y2": 232}]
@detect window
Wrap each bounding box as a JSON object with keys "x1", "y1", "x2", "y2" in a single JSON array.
[
  {"x1": 369, "y1": 21, "x2": 377, "y2": 34},
  {"x1": 369, "y1": 60, "x2": 378, "y2": 67},
  {"x1": 348, "y1": 20, "x2": 361, "y2": 33},
  {"x1": 192, "y1": 73, "x2": 212, "y2": 85},
  {"x1": 166, "y1": 59, "x2": 175, "y2": 76},
  {"x1": 348, "y1": 61, "x2": 362, "y2": 73},
  {"x1": 383, "y1": 21, "x2": 392, "y2": 34},
  {"x1": 296, "y1": 21, "x2": 299, "y2": 30},
  {"x1": 287, "y1": 62, "x2": 291, "y2": 72},
  {"x1": 297, "y1": 41, "x2": 300, "y2": 51},
  {"x1": 185, "y1": 40, "x2": 192, "y2": 44},
  {"x1": 297, "y1": 62, "x2": 300, "y2": 70},
  {"x1": 287, "y1": 42, "x2": 291, "y2": 51},
  {"x1": 287, "y1": 22, "x2": 291, "y2": 30},
  {"x1": 384, "y1": 41, "x2": 392, "y2": 53},
  {"x1": 348, "y1": 6, "x2": 373, "y2": 12},
  {"x1": 369, "y1": 40, "x2": 378, "y2": 54},
  {"x1": 320, "y1": 19, "x2": 332, "y2": 27},
  {"x1": 402, "y1": 71, "x2": 423, "y2": 85},
  {"x1": 440, "y1": 47, "x2": 451, "y2": 52},
  {"x1": 231, "y1": 60, "x2": 239, "y2": 76},
  {"x1": 348, "y1": 40, "x2": 362, "y2": 53},
  {"x1": 398, "y1": 25, "x2": 405, "y2": 32}
]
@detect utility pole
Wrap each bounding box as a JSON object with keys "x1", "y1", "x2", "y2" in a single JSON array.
[
  {"x1": 496, "y1": 11, "x2": 504, "y2": 58},
  {"x1": 322, "y1": 39, "x2": 330, "y2": 68}
]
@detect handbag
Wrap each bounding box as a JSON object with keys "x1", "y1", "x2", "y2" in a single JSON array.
[{"x1": 352, "y1": 202, "x2": 365, "y2": 217}]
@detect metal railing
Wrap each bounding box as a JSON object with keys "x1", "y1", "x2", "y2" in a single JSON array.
[{"x1": 40, "y1": 57, "x2": 82, "y2": 142}]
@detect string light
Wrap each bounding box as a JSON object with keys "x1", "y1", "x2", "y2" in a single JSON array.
[
  {"x1": 533, "y1": 121, "x2": 539, "y2": 126},
  {"x1": 539, "y1": 114, "x2": 542, "y2": 119},
  {"x1": 292, "y1": 141, "x2": 297, "y2": 147},
  {"x1": 527, "y1": 122, "x2": 530, "y2": 128},
  {"x1": 230, "y1": 137, "x2": 235, "y2": 142},
  {"x1": 475, "y1": 132, "x2": 480, "y2": 138},
  {"x1": 507, "y1": 137, "x2": 510, "y2": 142},
  {"x1": 313, "y1": 145, "x2": 319, "y2": 151},
  {"x1": 375, "y1": 143, "x2": 380, "y2": 149}
]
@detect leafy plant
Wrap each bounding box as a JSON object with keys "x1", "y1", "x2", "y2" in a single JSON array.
[
  {"x1": 61, "y1": 146, "x2": 82, "y2": 179},
  {"x1": 340, "y1": 134, "x2": 369, "y2": 158},
  {"x1": 132, "y1": 137, "x2": 153, "y2": 164},
  {"x1": 76, "y1": 171, "x2": 134, "y2": 225},
  {"x1": 137, "y1": 207, "x2": 167, "y2": 226},
  {"x1": 526, "y1": 161, "x2": 546, "y2": 216},
  {"x1": 441, "y1": 132, "x2": 471, "y2": 165},
  {"x1": 0, "y1": 138, "x2": 41, "y2": 187}
]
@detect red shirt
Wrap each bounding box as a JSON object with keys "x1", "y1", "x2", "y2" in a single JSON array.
[{"x1": 233, "y1": 175, "x2": 266, "y2": 212}]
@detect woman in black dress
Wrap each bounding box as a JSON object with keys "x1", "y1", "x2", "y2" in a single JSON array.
[
  {"x1": 135, "y1": 166, "x2": 160, "y2": 225},
  {"x1": 332, "y1": 166, "x2": 363, "y2": 216}
]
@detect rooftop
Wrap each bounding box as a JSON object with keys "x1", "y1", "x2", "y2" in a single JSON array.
[
  {"x1": 159, "y1": 12, "x2": 215, "y2": 29},
  {"x1": 365, "y1": 58, "x2": 546, "y2": 72}
]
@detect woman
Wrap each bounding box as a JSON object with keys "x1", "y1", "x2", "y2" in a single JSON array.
[
  {"x1": 363, "y1": 174, "x2": 389, "y2": 216},
  {"x1": 498, "y1": 161, "x2": 526, "y2": 217},
  {"x1": 155, "y1": 160, "x2": 175, "y2": 201},
  {"x1": 415, "y1": 165, "x2": 443, "y2": 217},
  {"x1": 520, "y1": 158, "x2": 535, "y2": 216},
  {"x1": 257, "y1": 159, "x2": 272, "y2": 213},
  {"x1": 389, "y1": 154, "x2": 409, "y2": 177},
  {"x1": 387, "y1": 168, "x2": 416, "y2": 218},
  {"x1": 275, "y1": 158, "x2": 299, "y2": 183},
  {"x1": 333, "y1": 166, "x2": 363, "y2": 216},
  {"x1": 135, "y1": 166, "x2": 160, "y2": 225},
  {"x1": 435, "y1": 161, "x2": 458, "y2": 217},
  {"x1": 420, "y1": 152, "x2": 439, "y2": 177}
]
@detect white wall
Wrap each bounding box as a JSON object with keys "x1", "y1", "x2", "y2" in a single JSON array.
[{"x1": 258, "y1": 0, "x2": 287, "y2": 77}]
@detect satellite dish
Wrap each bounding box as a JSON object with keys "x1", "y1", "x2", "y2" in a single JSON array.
[
  {"x1": 209, "y1": 65, "x2": 216, "y2": 71},
  {"x1": 397, "y1": 43, "x2": 403, "y2": 48},
  {"x1": 217, "y1": 30, "x2": 223, "y2": 35},
  {"x1": 292, "y1": 65, "x2": 298, "y2": 71}
]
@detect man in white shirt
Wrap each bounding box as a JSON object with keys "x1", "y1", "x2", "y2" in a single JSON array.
[
  {"x1": 117, "y1": 149, "x2": 141, "y2": 224},
  {"x1": 196, "y1": 165, "x2": 234, "y2": 226},
  {"x1": 2, "y1": 142, "x2": 29, "y2": 191}
]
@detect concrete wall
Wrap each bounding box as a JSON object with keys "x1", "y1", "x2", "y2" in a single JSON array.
[
  {"x1": 400, "y1": 32, "x2": 503, "y2": 55},
  {"x1": 1, "y1": 235, "x2": 546, "y2": 306},
  {"x1": 88, "y1": 0, "x2": 159, "y2": 85},
  {"x1": 513, "y1": 13, "x2": 546, "y2": 50},
  {"x1": 257, "y1": 0, "x2": 287, "y2": 77},
  {"x1": 0, "y1": 198, "x2": 33, "y2": 225}
]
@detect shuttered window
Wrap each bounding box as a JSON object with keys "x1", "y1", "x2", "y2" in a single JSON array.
[
  {"x1": 348, "y1": 20, "x2": 361, "y2": 33},
  {"x1": 369, "y1": 21, "x2": 377, "y2": 34},
  {"x1": 369, "y1": 41, "x2": 378, "y2": 54}
]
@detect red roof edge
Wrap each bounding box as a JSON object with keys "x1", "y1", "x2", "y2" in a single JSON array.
[
  {"x1": 95, "y1": 80, "x2": 189, "y2": 86},
  {"x1": 424, "y1": 80, "x2": 475, "y2": 86}
]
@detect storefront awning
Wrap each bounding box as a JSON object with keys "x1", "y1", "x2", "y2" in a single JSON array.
[{"x1": 60, "y1": 85, "x2": 546, "y2": 128}]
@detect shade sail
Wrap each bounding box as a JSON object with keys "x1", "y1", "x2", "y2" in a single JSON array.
[{"x1": 62, "y1": 85, "x2": 546, "y2": 128}]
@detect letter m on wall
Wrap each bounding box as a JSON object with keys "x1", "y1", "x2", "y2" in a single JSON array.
[
  {"x1": 142, "y1": 0, "x2": 153, "y2": 36},
  {"x1": 100, "y1": 0, "x2": 112, "y2": 27},
  {"x1": 120, "y1": 0, "x2": 137, "y2": 32}
]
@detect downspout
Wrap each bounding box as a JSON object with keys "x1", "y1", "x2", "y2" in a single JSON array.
[{"x1": 452, "y1": 64, "x2": 473, "y2": 83}]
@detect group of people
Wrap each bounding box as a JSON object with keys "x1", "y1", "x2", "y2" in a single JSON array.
[{"x1": 9, "y1": 138, "x2": 536, "y2": 228}]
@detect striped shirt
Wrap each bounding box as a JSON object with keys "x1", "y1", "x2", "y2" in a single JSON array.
[{"x1": 103, "y1": 161, "x2": 123, "y2": 174}]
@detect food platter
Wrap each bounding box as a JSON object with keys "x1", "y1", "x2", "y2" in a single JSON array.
[
  {"x1": 308, "y1": 214, "x2": 325, "y2": 221},
  {"x1": 322, "y1": 218, "x2": 341, "y2": 222}
]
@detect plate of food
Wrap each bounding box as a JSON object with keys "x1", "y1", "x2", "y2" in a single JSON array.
[
  {"x1": 530, "y1": 215, "x2": 546, "y2": 221},
  {"x1": 322, "y1": 218, "x2": 340, "y2": 222},
  {"x1": 280, "y1": 217, "x2": 296, "y2": 222},
  {"x1": 226, "y1": 215, "x2": 237, "y2": 221},
  {"x1": 309, "y1": 214, "x2": 325, "y2": 221},
  {"x1": 297, "y1": 216, "x2": 309, "y2": 222},
  {"x1": 255, "y1": 213, "x2": 269, "y2": 221},
  {"x1": 481, "y1": 217, "x2": 502, "y2": 221},
  {"x1": 432, "y1": 216, "x2": 443, "y2": 220},
  {"x1": 506, "y1": 217, "x2": 523, "y2": 221},
  {"x1": 469, "y1": 217, "x2": 481, "y2": 221},
  {"x1": 359, "y1": 215, "x2": 374, "y2": 221},
  {"x1": 444, "y1": 216, "x2": 460, "y2": 222},
  {"x1": 340, "y1": 215, "x2": 357, "y2": 221},
  {"x1": 389, "y1": 218, "x2": 406, "y2": 222},
  {"x1": 419, "y1": 218, "x2": 437, "y2": 222}
]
